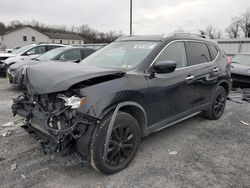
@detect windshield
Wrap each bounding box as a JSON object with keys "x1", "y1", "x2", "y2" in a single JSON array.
[
  {"x1": 11, "y1": 44, "x2": 35, "y2": 54},
  {"x1": 232, "y1": 54, "x2": 250, "y2": 66},
  {"x1": 80, "y1": 41, "x2": 159, "y2": 70},
  {"x1": 36, "y1": 47, "x2": 65, "y2": 61}
]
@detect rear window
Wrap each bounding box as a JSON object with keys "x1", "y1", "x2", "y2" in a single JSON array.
[
  {"x1": 186, "y1": 42, "x2": 211, "y2": 65},
  {"x1": 208, "y1": 44, "x2": 219, "y2": 60},
  {"x1": 47, "y1": 45, "x2": 62, "y2": 51}
]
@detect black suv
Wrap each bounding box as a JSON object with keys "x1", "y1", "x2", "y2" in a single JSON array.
[{"x1": 12, "y1": 34, "x2": 231, "y2": 174}]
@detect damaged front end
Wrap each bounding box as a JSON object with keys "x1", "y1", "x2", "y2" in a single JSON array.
[{"x1": 12, "y1": 90, "x2": 98, "y2": 158}]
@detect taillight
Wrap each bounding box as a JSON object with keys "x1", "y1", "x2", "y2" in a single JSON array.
[{"x1": 227, "y1": 56, "x2": 232, "y2": 65}]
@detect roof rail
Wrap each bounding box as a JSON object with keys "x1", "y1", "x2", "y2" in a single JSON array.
[
  {"x1": 165, "y1": 32, "x2": 207, "y2": 39},
  {"x1": 36, "y1": 42, "x2": 50, "y2": 44}
]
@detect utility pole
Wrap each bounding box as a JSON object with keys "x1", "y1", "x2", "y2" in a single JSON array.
[{"x1": 130, "y1": 0, "x2": 133, "y2": 36}]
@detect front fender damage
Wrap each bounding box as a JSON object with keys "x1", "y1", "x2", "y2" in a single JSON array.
[{"x1": 12, "y1": 92, "x2": 99, "y2": 159}]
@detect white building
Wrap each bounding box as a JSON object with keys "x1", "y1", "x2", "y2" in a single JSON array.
[{"x1": 0, "y1": 26, "x2": 84, "y2": 49}]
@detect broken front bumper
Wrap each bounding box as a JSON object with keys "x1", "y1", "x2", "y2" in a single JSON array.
[{"x1": 12, "y1": 97, "x2": 98, "y2": 157}]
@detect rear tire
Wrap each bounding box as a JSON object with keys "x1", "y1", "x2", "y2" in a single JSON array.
[
  {"x1": 204, "y1": 86, "x2": 227, "y2": 120},
  {"x1": 90, "y1": 112, "x2": 141, "y2": 174}
]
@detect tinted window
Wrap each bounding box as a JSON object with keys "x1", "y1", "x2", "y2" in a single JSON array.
[
  {"x1": 208, "y1": 44, "x2": 219, "y2": 60},
  {"x1": 186, "y1": 42, "x2": 210, "y2": 65},
  {"x1": 155, "y1": 42, "x2": 187, "y2": 68},
  {"x1": 60, "y1": 49, "x2": 81, "y2": 61},
  {"x1": 84, "y1": 49, "x2": 95, "y2": 57},
  {"x1": 47, "y1": 45, "x2": 61, "y2": 51}
]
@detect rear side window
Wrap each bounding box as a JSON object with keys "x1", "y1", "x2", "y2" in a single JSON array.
[
  {"x1": 208, "y1": 44, "x2": 219, "y2": 60},
  {"x1": 186, "y1": 42, "x2": 210, "y2": 65},
  {"x1": 155, "y1": 41, "x2": 187, "y2": 68}
]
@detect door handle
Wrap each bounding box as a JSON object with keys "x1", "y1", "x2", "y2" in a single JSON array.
[
  {"x1": 213, "y1": 67, "x2": 219, "y2": 72},
  {"x1": 185, "y1": 75, "x2": 195, "y2": 80}
]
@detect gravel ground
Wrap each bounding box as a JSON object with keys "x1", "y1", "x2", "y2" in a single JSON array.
[{"x1": 0, "y1": 78, "x2": 249, "y2": 188}]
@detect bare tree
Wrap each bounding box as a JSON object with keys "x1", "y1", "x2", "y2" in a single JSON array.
[
  {"x1": 205, "y1": 25, "x2": 217, "y2": 39},
  {"x1": 198, "y1": 29, "x2": 206, "y2": 36},
  {"x1": 9, "y1": 20, "x2": 23, "y2": 28},
  {"x1": 216, "y1": 29, "x2": 222, "y2": 39},
  {"x1": 235, "y1": 8, "x2": 250, "y2": 38},
  {"x1": 225, "y1": 20, "x2": 240, "y2": 38},
  {"x1": 0, "y1": 22, "x2": 6, "y2": 33},
  {"x1": 198, "y1": 25, "x2": 222, "y2": 39}
]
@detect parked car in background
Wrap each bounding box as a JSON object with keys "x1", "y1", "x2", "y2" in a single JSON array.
[
  {"x1": 12, "y1": 34, "x2": 231, "y2": 174},
  {"x1": 0, "y1": 43, "x2": 65, "y2": 75},
  {"x1": 7, "y1": 47, "x2": 95, "y2": 87},
  {"x1": 231, "y1": 53, "x2": 250, "y2": 87}
]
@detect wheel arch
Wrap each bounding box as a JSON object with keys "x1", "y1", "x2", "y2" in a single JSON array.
[
  {"x1": 102, "y1": 101, "x2": 147, "y2": 161},
  {"x1": 218, "y1": 80, "x2": 231, "y2": 96}
]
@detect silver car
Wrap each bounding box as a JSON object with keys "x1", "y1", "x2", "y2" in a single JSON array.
[{"x1": 231, "y1": 53, "x2": 250, "y2": 86}]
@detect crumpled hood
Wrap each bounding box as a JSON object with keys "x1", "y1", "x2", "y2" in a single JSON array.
[
  {"x1": 231, "y1": 63, "x2": 250, "y2": 76},
  {"x1": 26, "y1": 61, "x2": 124, "y2": 94},
  {"x1": 10, "y1": 59, "x2": 38, "y2": 70}
]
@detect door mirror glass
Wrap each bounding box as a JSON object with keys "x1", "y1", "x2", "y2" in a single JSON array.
[{"x1": 153, "y1": 61, "x2": 177, "y2": 74}]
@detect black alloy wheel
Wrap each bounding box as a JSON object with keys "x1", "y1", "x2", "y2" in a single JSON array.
[
  {"x1": 90, "y1": 112, "x2": 141, "y2": 174},
  {"x1": 213, "y1": 92, "x2": 226, "y2": 116},
  {"x1": 204, "y1": 86, "x2": 227, "y2": 120},
  {"x1": 106, "y1": 124, "x2": 135, "y2": 166}
]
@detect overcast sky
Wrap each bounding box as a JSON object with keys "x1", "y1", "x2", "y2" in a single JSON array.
[{"x1": 0, "y1": 0, "x2": 249, "y2": 35}]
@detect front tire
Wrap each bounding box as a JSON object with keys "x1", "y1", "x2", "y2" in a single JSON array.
[
  {"x1": 204, "y1": 86, "x2": 227, "y2": 120},
  {"x1": 90, "y1": 112, "x2": 141, "y2": 174}
]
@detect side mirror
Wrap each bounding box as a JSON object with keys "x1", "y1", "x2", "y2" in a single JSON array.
[{"x1": 153, "y1": 60, "x2": 177, "y2": 74}]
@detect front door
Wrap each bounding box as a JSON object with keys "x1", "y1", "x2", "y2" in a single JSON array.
[{"x1": 146, "y1": 41, "x2": 196, "y2": 128}]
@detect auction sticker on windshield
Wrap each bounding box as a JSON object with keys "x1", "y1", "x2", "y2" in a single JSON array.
[{"x1": 133, "y1": 43, "x2": 157, "y2": 49}]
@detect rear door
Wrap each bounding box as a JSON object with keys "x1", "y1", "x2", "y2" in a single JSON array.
[
  {"x1": 146, "y1": 41, "x2": 196, "y2": 127},
  {"x1": 185, "y1": 41, "x2": 220, "y2": 108}
]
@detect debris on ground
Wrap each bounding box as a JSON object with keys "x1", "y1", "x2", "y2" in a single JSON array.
[
  {"x1": 240, "y1": 120, "x2": 249, "y2": 126},
  {"x1": 1, "y1": 122, "x2": 14, "y2": 127},
  {"x1": 0, "y1": 119, "x2": 24, "y2": 137},
  {"x1": 50, "y1": 154, "x2": 55, "y2": 160},
  {"x1": 11, "y1": 163, "x2": 17, "y2": 171},
  {"x1": 228, "y1": 88, "x2": 250, "y2": 104},
  {"x1": 169, "y1": 151, "x2": 178, "y2": 155},
  {"x1": 1, "y1": 119, "x2": 24, "y2": 127},
  {"x1": 21, "y1": 174, "x2": 26, "y2": 179},
  {"x1": 242, "y1": 89, "x2": 250, "y2": 102},
  {"x1": 0, "y1": 130, "x2": 13, "y2": 137}
]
